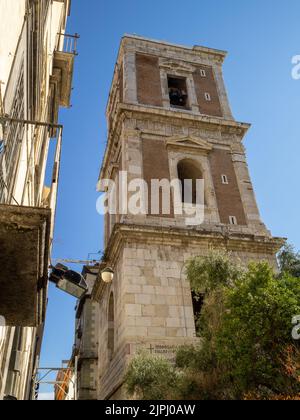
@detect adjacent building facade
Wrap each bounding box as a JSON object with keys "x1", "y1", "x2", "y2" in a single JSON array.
[
  {"x1": 0, "y1": 0, "x2": 77, "y2": 400},
  {"x1": 74, "y1": 265, "x2": 99, "y2": 400}
]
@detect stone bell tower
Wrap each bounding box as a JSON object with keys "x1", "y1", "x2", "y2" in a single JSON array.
[{"x1": 92, "y1": 35, "x2": 283, "y2": 400}]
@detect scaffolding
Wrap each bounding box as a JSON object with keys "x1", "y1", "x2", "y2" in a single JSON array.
[
  {"x1": 53, "y1": 258, "x2": 101, "y2": 266},
  {"x1": 32, "y1": 358, "x2": 78, "y2": 401}
]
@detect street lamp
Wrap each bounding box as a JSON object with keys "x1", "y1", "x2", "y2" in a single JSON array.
[
  {"x1": 49, "y1": 264, "x2": 88, "y2": 299},
  {"x1": 101, "y1": 267, "x2": 114, "y2": 284}
]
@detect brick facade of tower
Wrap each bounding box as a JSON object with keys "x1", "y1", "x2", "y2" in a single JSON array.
[{"x1": 92, "y1": 35, "x2": 283, "y2": 400}]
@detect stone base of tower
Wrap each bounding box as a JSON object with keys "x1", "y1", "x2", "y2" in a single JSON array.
[
  {"x1": 92, "y1": 224, "x2": 284, "y2": 400},
  {"x1": 98, "y1": 338, "x2": 199, "y2": 400}
]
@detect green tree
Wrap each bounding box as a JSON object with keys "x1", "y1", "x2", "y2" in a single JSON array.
[
  {"x1": 124, "y1": 250, "x2": 300, "y2": 400},
  {"x1": 278, "y1": 244, "x2": 300, "y2": 278},
  {"x1": 186, "y1": 249, "x2": 242, "y2": 293},
  {"x1": 216, "y1": 262, "x2": 300, "y2": 398},
  {"x1": 124, "y1": 351, "x2": 179, "y2": 400}
]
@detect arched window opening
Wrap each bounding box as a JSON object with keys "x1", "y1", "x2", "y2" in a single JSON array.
[
  {"x1": 177, "y1": 160, "x2": 205, "y2": 205},
  {"x1": 108, "y1": 292, "x2": 115, "y2": 361}
]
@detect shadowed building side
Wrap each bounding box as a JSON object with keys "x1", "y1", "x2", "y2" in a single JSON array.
[{"x1": 0, "y1": 0, "x2": 77, "y2": 400}]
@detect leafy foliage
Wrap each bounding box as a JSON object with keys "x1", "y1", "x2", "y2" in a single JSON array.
[
  {"x1": 215, "y1": 262, "x2": 300, "y2": 398},
  {"x1": 124, "y1": 351, "x2": 179, "y2": 400},
  {"x1": 185, "y1": 249, "x2": 242, "y2": 293},
  {"x1": 278, "y1": 244, "x2": 300, "y2": 278},
  {"x1": 124, "y1": 248, "x2": 300, "y2": 400}
]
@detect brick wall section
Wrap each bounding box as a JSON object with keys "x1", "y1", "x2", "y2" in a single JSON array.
[
  {"x1": 136, "y1": 54, "x2": 163, "y2": 107},
  {"x1": 142, "y1": 138, "x2": 174, "y2": 218},
  {"x1": 193, "y1": 66, "x2": 223, "y2": 117},
  {"x1": 209, "y1": 148, "x2": 247, "y2": 225}
]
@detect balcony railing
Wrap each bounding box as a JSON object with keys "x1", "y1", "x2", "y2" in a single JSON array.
[
  {"x1": 52, "y1": 33, "x2": 79, "y2": 108},
  {"x1": 56, "y1": 33, "x2": 80, "y2": 56}
]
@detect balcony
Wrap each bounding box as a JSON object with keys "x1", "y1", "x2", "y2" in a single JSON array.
[
  {"x1": 0, "y1": 204, "x2": 51, "y2": 326},
  {"x1": 0, "y1": 120, "x2": 63, "y2": 326},
  {"x1": 51, "y1": 33, "x2": 79, "y2": 109}
]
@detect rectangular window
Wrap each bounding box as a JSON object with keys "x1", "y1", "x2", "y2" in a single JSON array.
[
  {"x1": 229, "y1": 216, "x2": 238, "y2": 225},
  {"x1": 204, "y1": 92, "x2": 211, "y2": 101},
  {"x1": 168, "y1": 76, "x2": 189, "y2": 109},
  {"x1": 221, "y1": 174, "x2": 229, "y2": 184},
  {"x1": 192, "y1": 291, "x2": 205, "y2": 322},
  {"x1": 200, "y1": 69, "x2": 206, "y2": 77},
  {"x1": 0, "y1": 140, "x2": 4, "y2": 154}
]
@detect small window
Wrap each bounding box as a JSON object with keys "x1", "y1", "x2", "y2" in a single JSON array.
[
  {"x1": 168, "y1": 76, "x2": 189, "y2": 109},
  {"x1": 221, "y1": 175, "x2": 229, "y2": 185},
  {"x1": 108, "y1": 293, "x2": 115, "y2": 361},
  {"x1": 204, "y1": 92, "x2": 211, "y2": 101},
  {"x1": 0, "y1": 140, "x2": 4, "y2": 154},
  {"x1": 192, "y1": 291, "x2": 205, "y2": 324},
  {"x1": 229, "y1": 216, "x2": 237, "y2": 225},
  {"x1": 200, "y1": 69, "x2": 206, "y2": 77}
]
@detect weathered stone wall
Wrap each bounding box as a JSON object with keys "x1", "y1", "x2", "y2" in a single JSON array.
[
  {"x1": 76, "y1": 269, "x2": 100, "y2": 401},
  {"x1": 96, "y1": 229, "x2": 280, "y2": 399},
  {"x1": 77, "y1": 298, "x2": 98, "y2": 400}
]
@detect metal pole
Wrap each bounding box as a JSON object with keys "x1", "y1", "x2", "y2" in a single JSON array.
[{"x1": 0, "y1": 116, "x2": 63, "y2": 130}]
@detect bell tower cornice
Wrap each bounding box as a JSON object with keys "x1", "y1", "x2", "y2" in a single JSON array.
[{"x1": 99, "y1": 103, "x2": 251, "y2": 185}]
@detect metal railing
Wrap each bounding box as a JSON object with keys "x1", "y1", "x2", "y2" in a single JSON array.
[{"x1": 56, "y1": 33, "x2": 80, "y2": 56}]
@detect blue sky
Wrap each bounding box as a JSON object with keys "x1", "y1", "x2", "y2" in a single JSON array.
[{"x1": 39, "y1": 0, "x2": 300, "y2": 397}]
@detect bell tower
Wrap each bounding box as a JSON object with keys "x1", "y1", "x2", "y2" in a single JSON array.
[{"x1": 93, "y1": 35, "x2": 283, "y2": 400}]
